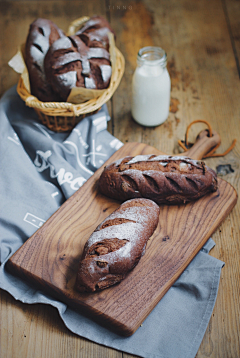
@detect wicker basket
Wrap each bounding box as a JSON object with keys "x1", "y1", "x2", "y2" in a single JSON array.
[{"x1": 16, "y1": 17, "x2": 125, "y2": 132}]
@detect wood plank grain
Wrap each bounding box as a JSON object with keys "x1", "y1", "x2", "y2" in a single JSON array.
[
  {"x1": 6, "y1": 142, "x2": 237, "y2": 336},
  {"x1": 0, "y1": 289, "x2": 121, "y2": 358},
  {"x1": 109, "y1": 0, "x2": 240, "y2": 157},
  {"x1": 109, "y1": 0, "x2": 240, "y2": 351},
  {"x1": 223, "y1": 0, "x2": 240, "y2": 78},
  {"x1": 1, "y1": 0, "x2": 240, "y2": 356}
]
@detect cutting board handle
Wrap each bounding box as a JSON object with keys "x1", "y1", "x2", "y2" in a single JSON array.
[{"x1": 178, "y1": 129, "x2": 221, "y2": 160}]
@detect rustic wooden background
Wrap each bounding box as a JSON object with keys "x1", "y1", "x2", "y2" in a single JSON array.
[{"x1": 0, "y1": 0, "x2": 239, "y2": 357}]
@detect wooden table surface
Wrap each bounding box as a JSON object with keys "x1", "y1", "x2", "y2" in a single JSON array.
[{"x1": 0, "y1": 0, "x2": 239, "y2": 357}]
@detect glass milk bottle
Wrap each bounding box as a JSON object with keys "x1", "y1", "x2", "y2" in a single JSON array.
[{"x1": 131, "y1": 46, "x2": 171, "y2": 126}]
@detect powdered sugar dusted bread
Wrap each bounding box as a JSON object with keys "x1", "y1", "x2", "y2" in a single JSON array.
[
  {"x1": 24, "y1": 16, "x2": 114, "y2": 102},
  {"x1": 25, "y1": 18, "x2": 65, "y2": 102},
  {"x1": 75, "y1": 15, "x2": 115, "y2": 50},
  {"x1": 75, "y1": 198, "x2": 160, "y2": 292},
  {"x1": 98, "y1": 155, "x2": 218, "y2": 205},
  {"x1": 44, "y1": 34, "x2": 111, "y2": 101}
]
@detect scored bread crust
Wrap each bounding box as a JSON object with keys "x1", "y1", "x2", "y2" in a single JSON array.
[
  {"x1": 75, "y1": 15, "x2": 116, "y2": 51},
  {"x1": 25, "y1": 18, "x2": 65, "y2": 102},
  {"x1": 44, "y1": 34, "x2": 111, "y2": 101},
  {"x1": 98, "y1": 154, "x2": 218, "y2": 205},
  {"x1": 75, "y1": 198, "x2": 160, "y2": 292},
  {"x1": 24, "y1": 16, "x2": 114, "y2": 103}
]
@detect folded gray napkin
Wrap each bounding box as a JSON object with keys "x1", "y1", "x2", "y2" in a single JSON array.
[{"x1": 0, "y1": 86, "x2": 224, "y2": 358}]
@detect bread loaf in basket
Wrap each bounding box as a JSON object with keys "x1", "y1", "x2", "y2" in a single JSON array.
[{"x1": 9, "y1": 16, "x2": 125, "y2": 132}]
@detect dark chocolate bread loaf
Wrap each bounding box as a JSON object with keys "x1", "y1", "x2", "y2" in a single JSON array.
[
  {"x1": 75, "y1": 15, "x2": 115, "y2": 50},
  {"x1": 25, "y1": 18, "x2": 65, "y2": 102},
  {"x1": 98, "y1": 155, "x2": 218, "y2": 205},
  {"x1": 75, "y1": 198, "x2": 160, "y2": 292},
  {"x1": 44, "y1": 34, "x2": 112, "y2": 101}
]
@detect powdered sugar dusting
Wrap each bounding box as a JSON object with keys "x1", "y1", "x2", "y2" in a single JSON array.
[
  {"x1": 51, "y1": 36, "x2": 72, "y2": 51},
  {"x1": 113, "y1": 157, "x2": 129, "y2": 167},
  {"x1": 85, "y1": 77, "x2": 96, "y2": 89},
  {"x1": 88, "y1": 222, "x2": 142, "y2": 247},
  {"x1": 126, "y1": 155, "x2": 153, "y2": 164},
  {"x1": 100, "y1": 206, "x2": 151, "y2": 226},
  {"x1": 84, "y1": 243, "x2": 133, "y2": 279},
  {"x1": 86, "y1": 202, "x2": 158, "y2": 260},
  {"x1": 33, "y1": 36, "x2": 49, "y2": 54},
  {"x1": 120, "y1": 168, "x2": 144, "y2": 181},
  {"x1": 41, "y1": 24, "x2": 51, "y2": 38},
  {"x1": 77, "y1": 199, "x2": 159, "y2": 291},
  {"x1": 30, "y1": 46, "x2": 45, "y2": 67},
  {"x1": 88, "y1": 47, "x2": 110, "y2": 60},
  {"x1": 99, "y1": 64, "x2": 112, "y2": 82},
  {"x1": 179, "y1": 162, "x2": 191, "y2": 170},
  {"x1": 127, "y1": 154, "x2": 202, "y2": 167},
  {"x1": 57, "y1": 71, "x2": 77, "y2": 87},
  {"x1": 54, "y1": 52, "x2": 81, "y2": 68}
]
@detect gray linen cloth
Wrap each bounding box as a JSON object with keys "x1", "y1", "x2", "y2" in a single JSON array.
[{"x1": 0, "y1": 86, "x2": 224, "y2": 358}]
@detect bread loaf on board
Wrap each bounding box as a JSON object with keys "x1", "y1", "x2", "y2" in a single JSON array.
[
  {"x1": 75, "y1": 198, "x2": 160, "y2": 292},
  {"x1": 98, "y1": 154, "x2": 218, "y2": 205}
]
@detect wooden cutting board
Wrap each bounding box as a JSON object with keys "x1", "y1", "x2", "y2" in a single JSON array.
[{"x1": 6, "y1": 139, "x2": 237, "y2": 336}]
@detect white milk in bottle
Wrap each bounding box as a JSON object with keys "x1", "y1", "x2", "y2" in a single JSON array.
[{"x1": 131, "y1": 46, "x2": 171, "y2": 126}]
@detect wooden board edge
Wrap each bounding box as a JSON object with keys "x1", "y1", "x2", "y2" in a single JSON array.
[
  {"x1": 6, "y1": 257, "x2": 135, "y2": 336},
  {"x1": 5, "y1": 142, "x2": 239, "y2": 336}
]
